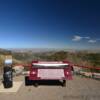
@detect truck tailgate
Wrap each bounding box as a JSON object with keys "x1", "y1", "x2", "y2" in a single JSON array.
[{"x1": 38, "y1": 69, "x2": 64, "y2": 79}]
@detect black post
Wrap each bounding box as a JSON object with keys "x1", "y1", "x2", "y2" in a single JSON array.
[
  {"x1": 3, "y1": 52, "x2": 13, "y2": 88},
  {"x1": 3, "y1": 65, "x2": 13, "y2": 88}
]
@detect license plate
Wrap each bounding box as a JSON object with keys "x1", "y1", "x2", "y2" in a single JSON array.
[{"x1": 38, "y1": 69, "x2": 64, "y2": 79}]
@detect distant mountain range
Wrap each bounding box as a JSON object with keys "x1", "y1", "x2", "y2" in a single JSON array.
[
  {"x1": 0, "y1": 48, "x2": 11, "y2": 54},
  {"x1": 6, "y1": 48, "x2": 77, "y2": 53},
  {"x1": 6, "y1": 48, "x2": 100, "y2": 53},
  {"x1": 8, "y1": 48, "x2": 58, "y2": 53}
]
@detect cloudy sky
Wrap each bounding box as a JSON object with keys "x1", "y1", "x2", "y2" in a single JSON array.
[{"x1": 0, "y1": 0, "x2": 100, "y2": 50}]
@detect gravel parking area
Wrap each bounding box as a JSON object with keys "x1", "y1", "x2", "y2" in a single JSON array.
[{"x1": 0, "y1": 75, "x2": 100, "y2": 100}]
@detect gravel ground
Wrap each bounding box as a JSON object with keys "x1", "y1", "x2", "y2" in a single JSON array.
[{"x1": 0, "y1": 75, "x2": 100, "y2": 100}]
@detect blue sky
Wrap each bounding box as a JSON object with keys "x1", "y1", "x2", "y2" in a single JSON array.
[{"x1": 0, "y1": 0, "x2": 100, "y2": 50}]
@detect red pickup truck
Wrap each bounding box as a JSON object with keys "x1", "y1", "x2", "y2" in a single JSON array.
[{"x1": 25, "y1": 61, "x2": 73, "y2": 87}]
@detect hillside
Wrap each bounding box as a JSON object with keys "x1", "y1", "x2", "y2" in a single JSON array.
[{"x1": 0, "y1": 48, "x2": 100, "y2": 73}]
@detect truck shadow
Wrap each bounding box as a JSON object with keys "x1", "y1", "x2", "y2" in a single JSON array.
[
  {"x1": 33, "y1": 80, "x2": 62, "y2": 86},
  {"x1": 25, "y1": 80, "x2": 63, "y2": 87}
]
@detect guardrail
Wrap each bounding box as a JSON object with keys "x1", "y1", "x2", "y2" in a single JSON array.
[
  {"x1": 15, "y1": 63, "x2": 100, "y2": 80},
  {"x1": 72, "y1": 64, "x2": 100, "y2": 80}
]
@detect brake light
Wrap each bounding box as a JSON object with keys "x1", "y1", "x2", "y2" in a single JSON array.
[
  {"x1": 66, "y1": 72, "x2": 69, "y2": 75},
  {"x1": 32, "y1": 71, "x2": 36, "y2": 75}
]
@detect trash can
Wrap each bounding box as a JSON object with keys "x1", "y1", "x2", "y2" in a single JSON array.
[{"x1": 3, "y1": 66, "x2": 13, "y2": 88}]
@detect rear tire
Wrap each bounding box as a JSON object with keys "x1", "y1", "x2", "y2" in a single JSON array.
[
  {"x1": 25, "y1": 76, "x2": 33, "y2": 86},
  {"x1": 62, "y1": 80, "x2": 66, "y2": 87},
  {"x1": 34, "y1": 83, "x2": 38, "y2": 87}
]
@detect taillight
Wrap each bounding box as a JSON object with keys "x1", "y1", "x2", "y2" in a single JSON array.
[
  {"x1": 30, "y1": 68, "x2": 37, "y2": 76},
  {"x1": 32, "y1": 71, "x2": 36, "y2": 75},
  {"x1": 66, "y1": 72, "x2": 69, "y2": 75}
]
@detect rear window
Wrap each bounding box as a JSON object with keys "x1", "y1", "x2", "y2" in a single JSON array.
[{"x1": 32, "y1": 63, "x2": 69, "y2": 68}]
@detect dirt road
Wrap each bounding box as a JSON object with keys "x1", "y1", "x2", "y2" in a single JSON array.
[{"x1": 0, "y1": 75, "x2": 100, "y2": 100}]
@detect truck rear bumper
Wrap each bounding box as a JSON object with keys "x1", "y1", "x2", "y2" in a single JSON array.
[{"x1": 25, "y1": 76, "x2": 66, "y2": 87}]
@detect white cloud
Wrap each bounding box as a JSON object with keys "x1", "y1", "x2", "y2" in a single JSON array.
[
  {"x1": 88, "y1": 40, "x2": 97, "y2": 43},
  {"x1": 72, "y1": 35, "x2": 82, "y2": 41},
  {"x1": 88, "y1": 38, "x2": 100, "y2": 43},
  {"x1": 84, "y1": 37, "x2": 90, "y2": 39},
  {"x1": 72, "y1": 35, "x2": 90, "y2": 41},
  {"x1": 72, "y1": 35, "x2": 100, "y2": 44}
]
